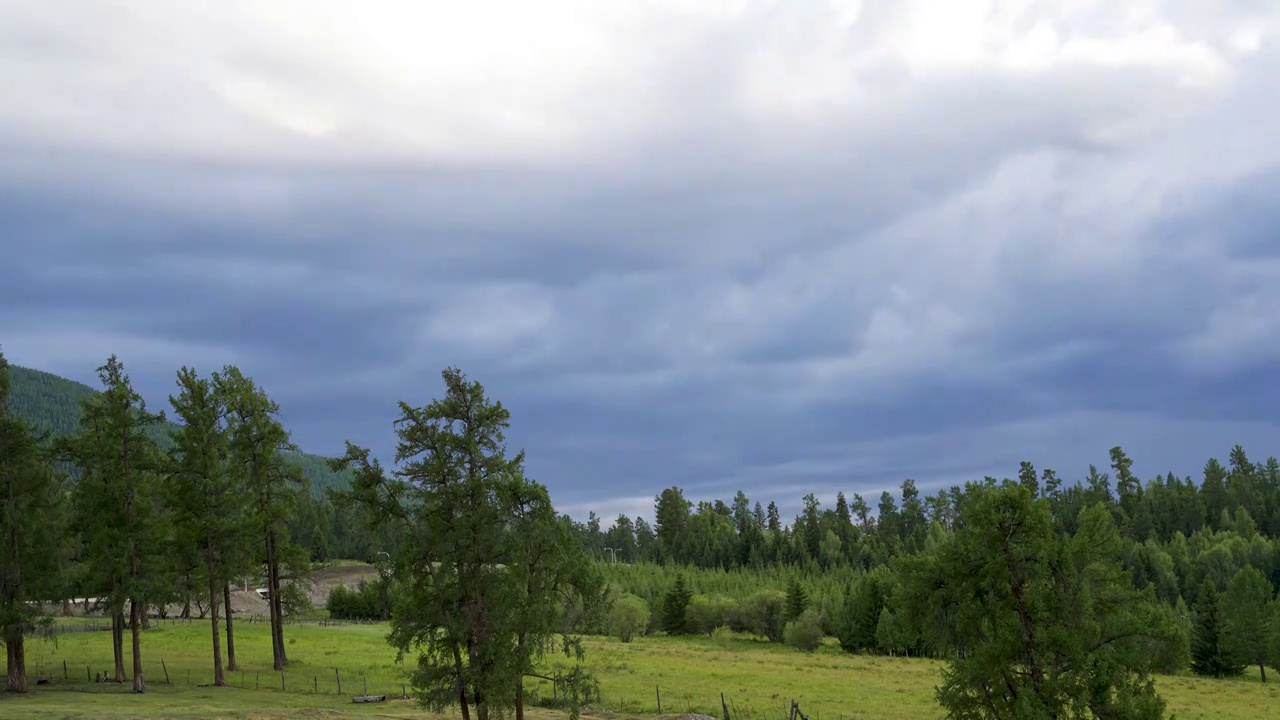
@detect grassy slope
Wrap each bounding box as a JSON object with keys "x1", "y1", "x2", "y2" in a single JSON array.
[
  {"x1": 5, "y1": 365, "x2": 354, "y2": 495},
  {"x1": 8, "y1": 618, "x2": 1278, "y2": 720}
]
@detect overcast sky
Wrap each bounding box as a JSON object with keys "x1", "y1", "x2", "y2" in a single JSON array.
[{"x1": 3, "y1": 1, "x2": 1280, "y2": 521}]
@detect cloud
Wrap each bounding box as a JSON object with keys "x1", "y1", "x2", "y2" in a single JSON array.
[{"x1": 2, "y1": 1, "x2": 1280, "y2": 521}]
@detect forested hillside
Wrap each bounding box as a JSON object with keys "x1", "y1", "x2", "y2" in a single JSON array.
[
  {"x1": 4, "y1": 363, "x2": 392, "y2": 562},
  {"x1": 6, "y1": 364, "x2": 354, "y2": 493}
]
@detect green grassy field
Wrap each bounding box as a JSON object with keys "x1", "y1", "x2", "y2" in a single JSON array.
[{"x1": 4, "y1": 618, "x2": 1278, "y2": 719}]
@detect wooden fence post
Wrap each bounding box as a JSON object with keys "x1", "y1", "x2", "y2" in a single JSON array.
[
  {"x1": 335, "y1": 668, "x2": 341, "y2": 695},
  {"x1": 63, "y1": 660, "x2": 67, "y2": 679},
  {"x1": 161, "y1": 659, "x2": 170, "y2": 685},
  {"x1": 282, "y1": 671, "x2": 286, "y2": 691},
  {"x1": 721, "y1": 692, "x2": 730, "y2": 720},
  {"x1": 656, "y1": 685, "x2": 662, "y2": 713}
]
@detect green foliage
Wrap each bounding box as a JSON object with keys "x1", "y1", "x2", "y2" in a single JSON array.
[
  {"x1": 326, "y1": 579, "x2": 393, "y2": 621},
  {"x1": 333, "y1": 367, "x2": 597, "y2": 720},
  {"x1": 784, "y1": 577, "x2": 808, "y2": 622},
  {"x1": 903, "y1": 485, "x2": 1175, "y2": 719},
  {"x1": 741, "y1": 588, "x2": 787, "y2": 642},
  {"x1": 685, "y1": 594, "x2": 736, "y2": 636},
  {"x1": 783, "y1": 607, "x2": 823, "y2": 653},
  {"x1": 165, "y1": 365, "x2": 246, "y2": 685},
  {"x1": 608, "y1": 595, "x2": 650, "y2": 643},
  {"x1": 6, "y1": 364, "x2": 351, "y2": 489},
  {"x1": 1192, "y1": 578, "x2": 1247, "y2": 678},
  {"x1": 0, "y1": 352, "x2": 66, "y2": 693},
  {"x1": 1221, "y1": 567, "x2": 1273, "y2": 679},
  {"x1": 711, "y1": 624, "x2": 733, "y2": 646},
  {"x1": 839, "y1": 568, "x2": 889, "y2": 653},
  {"x1": 661, "y1": 574, "x2": 693, "y2": 635}
]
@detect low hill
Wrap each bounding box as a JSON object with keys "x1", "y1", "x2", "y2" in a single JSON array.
[{"x1": 6, "y1": 364, "x2": 353, "y2": 495}]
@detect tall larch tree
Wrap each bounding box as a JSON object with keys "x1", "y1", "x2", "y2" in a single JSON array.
[
  {"x1": 167, "y1": 366, "x2": 245, "y2": 686},
  {"x1": 334, "y1": 367, "x2": 596, "y2": 720},
  {"x1": 0, "y1": 351, "x2": 65, "y2": 693},
  {"x1": 218, "y1": 366, "x2": 306, "y2": 671},
  {"x1": 67, "y1": 356, "x2": 165, "y2": 692}
]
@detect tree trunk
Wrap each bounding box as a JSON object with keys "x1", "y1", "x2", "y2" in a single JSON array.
[
  {"x1": 223, "y1": 582, "x2": 237, "y2": 671},
  {"x1": 1261, "y1": 662, "x2": 1267, "y2": 684},
  {"x1": 5, "y1": 633, "x2": 25, "y2": 693},
  {"x1": 112, "y1": 606, "x2": 126, "y2": 682},
  {"x1": 266, "y1": 530, "x2": 287, "y2": 669},
  {"x1": 6, "y1": 480, "x2": 28, "y2": 693},
  {"x1": 130, "y1": 596, "x2": 145, "y2": 693},
  {"x1": 181, "y1": 595, "x2": 191, "y2": 619},
  {"x1": 206, "y1": 540, "x2": 225, "y2": 686},
  {"x1": 515, "y1": 676, "x2": 524, "y2": 720},
  {"x1": 454, "y1": 646, "x2": 471, "y2": 720}
]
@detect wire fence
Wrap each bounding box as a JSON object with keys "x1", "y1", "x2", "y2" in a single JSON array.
[{"x1": 28, "y1": 657, "x2": 409, "y2": 702}]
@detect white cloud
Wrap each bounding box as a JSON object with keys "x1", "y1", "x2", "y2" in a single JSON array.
[{"x1": 1, "y1": 0, "x2": 1273, "y2": 167}]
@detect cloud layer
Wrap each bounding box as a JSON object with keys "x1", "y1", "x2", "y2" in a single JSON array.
[{"x1": 4, "y1": 0, "x2": 1280, "y2": 519}]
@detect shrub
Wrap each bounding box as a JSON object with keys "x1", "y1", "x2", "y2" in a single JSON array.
[
  {"x1": 326, "y1": 577, "x2": 393, "y2": 621},
  {"x1": 784, "y1": 608, "x2": 823, "y2": 652},
  {"x1": 279, "y1": 582, "x2": 314, "y2": 621},
  {"x1": 609, "y1": 595, "x2": 651, "y2": 643},
  {"x1": 686, "y1": 594, "x2": 738, "y2": 636},
  {"x1": 711, "y1": 625, "x2": 733, "y2": 647},
  {"x1": 742, "y1": 589, "x2": 787, "y2": 642}
]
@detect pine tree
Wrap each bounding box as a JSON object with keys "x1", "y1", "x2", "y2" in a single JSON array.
[
  {"x1": 166, "y1": 366, "x2": 249, "y2": 686},
  {"x1": 661, "y1": 574, "x2": 692, "y2": 634},
  {"x1": 1191, "y1": 579, "x2": 1244, "y2": 677},
  {"x1": 0, "y1": 351, "x2": 65, "y2": 693},
  {"x1": 333, "y1": 367, "x2": 598, "y2": 720},
  {"x1": 1222, "y1": 566, "x2": 1274, "y2": 682},
  {"x1": 64, "y1": 356, "x2": 166, "y2": 692},
  {"x1": 785, "y1": 577, "x2": 808, "y2": 622},
  {"x1": 1202, "y1": 458, "x2": 1229, "y2": 530},
  {"x1": 218, "y1": 367, "x2": 306, "y2": 671}
]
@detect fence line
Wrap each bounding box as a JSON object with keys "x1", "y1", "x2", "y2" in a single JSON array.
[{"x1": 22, "y1": 663, "x2": 820, "y2": 720}]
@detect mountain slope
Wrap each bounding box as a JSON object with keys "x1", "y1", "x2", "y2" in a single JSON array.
[{"x1": 6, "y1": 365, "x2": 353, "y2": 494}]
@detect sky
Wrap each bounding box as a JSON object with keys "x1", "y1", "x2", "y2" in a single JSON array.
[{"x1": 3, "y1": 0, "x2": 1280, "y2": 523}]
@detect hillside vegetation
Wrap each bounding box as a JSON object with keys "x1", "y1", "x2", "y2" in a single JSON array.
[{"x1": 5, "y1": 364, "x2": 354, "y2": 494}]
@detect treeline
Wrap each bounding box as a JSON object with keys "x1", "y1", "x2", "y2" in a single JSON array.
[
  {"x1": 0, "y1": 352, "x2": 318, "y2": 693},
  {"x1": 567, "y1": 445, "x2": 1280, "y2": 572},
  {"x1": 572, "y1": 454, "x2": 1280, "y2": 693}
]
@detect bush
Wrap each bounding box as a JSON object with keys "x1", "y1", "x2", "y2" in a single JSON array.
[
  {"x1": 609, "y1": 595, "x2": 651, "y2": 643},
  {"x1": 279, "y1": 582, "x2": 314, "y2": 621},
  {"x1": 686, "y1": 594, "x2": 738, "y2": 636},
  {"x1": 784, "y1": 608, "x2": 823, "y2": 652},
  {"x1": 326, "y1": 577, "x2": 393, "y2": 621},
  {"x1": 742, "y1": 589, "x2": 787, "y2": 642},
  {"x1": 711, "y1": 625, "x2": 733, "y2": 647}
]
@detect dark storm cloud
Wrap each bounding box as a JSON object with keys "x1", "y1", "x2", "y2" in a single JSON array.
[{"x1": 3, "y1": 0, "x2": 1280, "y2": 520}]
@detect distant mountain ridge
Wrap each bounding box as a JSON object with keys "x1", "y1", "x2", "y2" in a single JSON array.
[{"x1": 5, "y1": 364, "x2": 354, "y2": 495}]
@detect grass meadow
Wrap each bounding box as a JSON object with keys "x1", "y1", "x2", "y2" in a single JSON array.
[{"x1": 3, "y1": 617, "x2": 1277, "y2": 719}]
